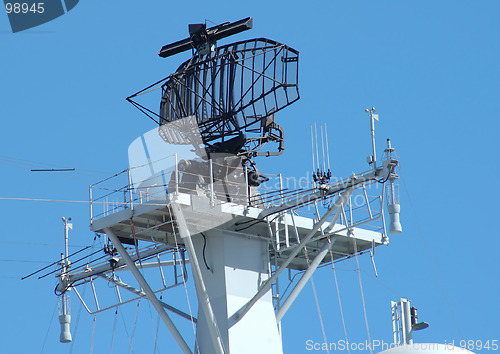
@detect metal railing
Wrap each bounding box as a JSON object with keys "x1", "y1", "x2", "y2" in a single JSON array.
[{"x1": 89, "y1": 157, "x2": 387, "y2": 245}]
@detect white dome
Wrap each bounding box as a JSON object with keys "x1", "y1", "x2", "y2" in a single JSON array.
[{"x1": 378, "y1": 343, "x2": 475, "y2": 354}]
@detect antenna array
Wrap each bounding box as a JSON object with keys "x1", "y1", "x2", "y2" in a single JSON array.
[{"x1": 311, "y1": 123, "x2": 331, "y2": 185}]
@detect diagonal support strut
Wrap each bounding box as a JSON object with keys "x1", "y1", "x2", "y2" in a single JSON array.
[
  {"x1": 228, "y1": 188, "x2": 354, "y2": 327},
  {"x1": 104, "y1": 227, "x2": 192, "y2": 354}
]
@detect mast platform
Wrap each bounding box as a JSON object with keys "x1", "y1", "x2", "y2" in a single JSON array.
[{"x1": 90, "y1": 190, "x2": 384, "y2": 271}]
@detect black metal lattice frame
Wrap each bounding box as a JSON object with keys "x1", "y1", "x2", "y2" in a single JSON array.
[
  {"x1": 128, "y1": 38, "x2": 299, "y2": 150},
  {"x1": 160, "y1": 38, "x2": 299, "y2": 144}
]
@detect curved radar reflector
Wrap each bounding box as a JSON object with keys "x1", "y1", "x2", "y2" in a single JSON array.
[{"x1": 160, "y1": 38, "x2": 299, "y2": 145}]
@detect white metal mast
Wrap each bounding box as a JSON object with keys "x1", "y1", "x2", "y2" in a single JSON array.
[
  {"x1": 366, "y1": 107, "x2": 379, "y2": 169},
  {"x1": 59, "y1": 217, "x2": 72, "y2": 343},
  {"x1": 50, "y1": 106, "x2": 403, "y2": 354},
  {"x1": 45, "y1": 17, "x2": 406, "y2": 353},
  {"x1": 391, "y1": 298, "x2": 429, "y2": 346}
]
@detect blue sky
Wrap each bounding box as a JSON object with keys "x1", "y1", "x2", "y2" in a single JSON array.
[{"x1": 1, "y1": 1, "x2": 499, "y2": 353}]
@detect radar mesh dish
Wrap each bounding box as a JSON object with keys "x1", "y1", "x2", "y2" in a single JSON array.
[{"x1": 160, "y1": 38, "x2": 299, "y2": 144}]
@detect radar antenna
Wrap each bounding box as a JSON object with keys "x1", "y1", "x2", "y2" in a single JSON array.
[{"x1": 127, "y1": 17, "x2": 299, "y2": 161}]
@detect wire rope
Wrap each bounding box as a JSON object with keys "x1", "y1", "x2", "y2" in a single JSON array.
[
  {"x1": 69, "y1": 238, "x2": 98, "y2": 354},
  {"x1": 351, "y1": 234, "x2": 373, "y2": 354},
  {"x1": 22, "y1": 245, "x2": 91, "y2": 280},
  {"x1": 310, "y1": 277, "x2": 330, "y2": 354},
  {"x1": 68, "y1": 282, "x2": 87, "y2": 354},
  {"x1": 90, "y1": 315, "x2": 97, "y2": 354},
  {"x1": 328, "y1": 245, "x2": 350, "y2": 354},
  {"x1": 39, "y1": 301, "x2": 58, "y2": 354},
  {"x1": 152, "y1": 294, "x2": 163, "y2": 354},
  {"x1": 147, "y1": 301, "x2": 160, "y2": 353},
  {"x1": 127, "y1": 300, "x2": 141, "y2": 354},
  {"x1": 400, "y1": 175, "x2": 464, "y2": 339},
  {"x1": 303, "y1": 246, "x2": 329, "y2": 354},
  {"x1": 109, "y1": 309, "x2": 118, "y2": 354},
  {"x1": 117, "y1": 306, "x2": 135, "y2": 353}
]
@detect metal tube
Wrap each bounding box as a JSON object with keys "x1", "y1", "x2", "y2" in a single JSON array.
[
  {"x1": 104, "y1": 227, "x2": 192, "y2": 354},
  {"x1": 311, "y1": 125, "x2": 315, "y2": 172},
  {"x1": 67, "y1": 245, "x2": 172, "y2": 284},
  {"x1": 290, "y1": 211, "x2": 301, "y2": 243},
  {"x1": 370, "y1": 112, "x2": 377, "y2": 169},
  {"x1": 390, "y1": 181, "x2": 396, "y2": 205},
  {"x1": 244, "y1": 164, "x2": 249, "y2": 206},
  {"x1": 349, "y1": 196, "x2": 353, "y2": 226},
  {"x1": 110, "y1": 259, "x2": 189, "y2": 272},
  {"x1": 284, "y1": 215, "x2": 289, "y2": 248},
  {"x1": 157, "y1": 254, "x2": 167, "y2": 288},
  {"x1": 391, "y1": 301, "x2": 399, "y2": 344},
  {"x1": 325, "y1": 124, "x2": 331, "y2": 171},
  {"x1": 115, "y1": 280, "x2": 122, "y2": 304},
  {"x1": 169, "y1": 204, "x2": 226, "y2": 354},
  {"x1": 275, "y1": 219, "x2": 280, "y2": 251},
  {"x1": 314, "y1": 201, "x2": 324, "y2": 236},
  {"x1": 174, "y1": 250, "x2": 178, "y2": 284},
  {"x1": 89, "y1": 186, "x2": 93, "y2": 223},
  {"x1": 315, "y1": 123, "x2": 320, "y2": 172},
  {"x1": 321, "y1": 125, "x2": 326, "y2": 172},
  {"x1": 61, "y1": 253, "x2": 67, "y2": 314},
  {"x1": 73, "y1": 277, "x2": 185, "y2": 316},
  {"x1": 275, "y1": 236, "x2": 338, "y2": 322},
  {"x1": 279, "y1": 174, "x2": 289, "y2": 247},
  {"x1": 64, "y1": 223, "x2": 69, "y2": 265},
  {"x1": 210, "y1": 158, "x2": 214, "y2": 206},
  {"x1": 362, "y1": 184, "x2": 373, "y2": 219},
  {"x1": 90, "y1": 278, "x2": 99, "y2": 311},
  {"x1": 127, "y1": 168, "x2": 134, "y2": 208},
  {"x1": 279, "y1": 174, "x2": 283, "y2": 204},
  {"x1": 401, "y1": 298, "x2": 413, "y2": 344},
  {"x1": 380, "y1": 195, "x2": 388, "y2": 241},
  {"x1": 96, "y1": 273, "x2": 196, "y2": 323},
  {"x1": 72, "y1": 287, "x2": 93, "y2": 314},
  {"x1": 175, "y1": 153, "x2": 179, "y2": 194},
  {"x1": 61, "y1": 218, "x2": 71, "y2": 322}
]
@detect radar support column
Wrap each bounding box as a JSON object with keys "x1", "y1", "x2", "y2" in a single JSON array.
[
  {"x1": 171, "y1": 202, "x2": 283, "y2": 354},
  {"x1": 170, "y1": 203, "x2": 226, "y2": 354}
]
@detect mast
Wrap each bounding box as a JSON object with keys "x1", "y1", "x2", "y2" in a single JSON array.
[
  {"x1": 59, "y1": 217, "x2": 72, "y2": 343},
  {"x1": 42, "y1": 18, "x2": 405, "y2": 353}
]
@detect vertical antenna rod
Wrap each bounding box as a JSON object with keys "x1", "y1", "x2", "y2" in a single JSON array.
[
  {"x1": 320, "y1": 125, "x2": 326, "y2": 172},
  {"x1": 59, "y1": 217, "x2": 73, "y2": 343},
  {"x1": 325, "y1": 124, "x2": 331, "y2": 172},
  {"x1": 365, "y1": 107, "x2": 379, "y2": 169},
  {"x1": 311, "y1": 126, "x2": 316, "y2": 174},
  {"x1": 314, "y1": 123, "x2": 320, "y2": 176}
]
